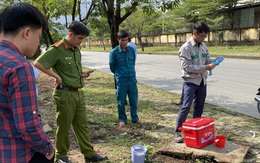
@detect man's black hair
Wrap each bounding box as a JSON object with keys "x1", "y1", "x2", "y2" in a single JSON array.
[
  {"x1": 117, "y1": 30, "x2": 129, "y2": 39},
  {"x1": 193, "y1": 22, "x2": 210, "y2": 34},
  {"x1": 1, "y1": 3, "x2": 47, "y2": 36},
  {"x1": 68, "y1": 21, "x2": 90, "y2": 36}
]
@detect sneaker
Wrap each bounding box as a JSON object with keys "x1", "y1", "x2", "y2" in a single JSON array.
[
  {"x1": 174, "y1": 132, "x2": 184, "y2": 143},
  {"x1": 56, "y1": 157, "x2": 71, "y2": 163},
  {"x1": 85, "y1": 154, "x2": 108, "y2": 162}
]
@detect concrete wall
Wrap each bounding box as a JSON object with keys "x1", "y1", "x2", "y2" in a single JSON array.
[{"x1": 87, "y1": 27, "x2": 260, "y2": 47}]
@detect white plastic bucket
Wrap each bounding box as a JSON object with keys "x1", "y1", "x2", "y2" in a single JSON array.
[{"x1": 131, "y1": 145, "x2": 147, "y2": 163}]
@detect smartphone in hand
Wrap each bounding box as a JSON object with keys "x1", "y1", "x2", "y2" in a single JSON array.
[{"x1": 89, "y1": 69, "x2": 95, "y2": 73}]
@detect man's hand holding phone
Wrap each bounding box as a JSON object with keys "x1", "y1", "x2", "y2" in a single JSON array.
[{"x1": 82, "y1": 69, "x2": 95, "y2": 78}]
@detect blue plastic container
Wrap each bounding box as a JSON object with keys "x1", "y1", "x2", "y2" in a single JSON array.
[{"x1": 131, "y1": 145, "x2": 147, "y2": 163}]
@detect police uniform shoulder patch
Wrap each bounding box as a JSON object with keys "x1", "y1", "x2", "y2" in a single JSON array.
[{"x1": 54, "y1": 41, "x2": 63, "y2": 48}]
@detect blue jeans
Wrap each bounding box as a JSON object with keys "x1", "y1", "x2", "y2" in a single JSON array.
[{"x1": 174, "y1": 81, "x2": 207, "y2": 133}]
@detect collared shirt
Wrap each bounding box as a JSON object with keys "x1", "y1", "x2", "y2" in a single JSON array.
[
  {"x1": 0, "y1": 40, "x2": 54, "y2": 163},
  {"x1": 36, "y1": 38, "x2": 84, "y2": 88},
  {"x1": 179, "y1": 37, "x2": 213, "y2": 85},
  {"x1": 109, "y1": 45, "x2": 137, "y2": 83}
]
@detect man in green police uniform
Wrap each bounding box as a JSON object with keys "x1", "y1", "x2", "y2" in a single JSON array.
[{"x1": 34, "y1": 21, "x2": 107, "y2": 163}]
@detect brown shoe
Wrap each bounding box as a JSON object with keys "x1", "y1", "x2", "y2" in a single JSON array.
[{"x1": 119, "y1": 122, "x2": 126, "y2": 127}]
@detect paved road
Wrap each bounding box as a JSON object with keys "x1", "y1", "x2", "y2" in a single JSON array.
[{"x1": 81, "y1": 51, "x2": 260, "y2": 119}]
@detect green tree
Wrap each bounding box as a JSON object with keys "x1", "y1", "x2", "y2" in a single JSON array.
[
  {"x1": 33, "y1": 0, "x2": 74, "y2": 46},
  {"x1": 217, "y1": 0, "x2": 239, "y2": 29},
  {"x1": 122, "y1": 8, "x2": 161, "y2": 51},
  {"x1": 71, "y1": 0, "x2": 180, "y2": 48},
  {"x1": 87, "y1": 16, "x2": 110, "y2": 50},
  {"x1": 166, "y1": 0, "x2": 219, "y2": 26},
  {"x1": 99, "y1": 0, "x2": 180, "y2": 48},
  {"x1": 2, "y1": 0, "x2": 181, "y2": 48},
  {"x1": 0, "y1": 0, "x2": 70, "y2": 56},
  {"x1": 207, "y1": 16, "x2": 224, "y2": 45},
  {"x1": 9, "y1": 0, "x2": 74, "y2": 46}
]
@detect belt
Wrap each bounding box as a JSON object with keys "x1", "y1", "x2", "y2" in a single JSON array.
[{"x1": 56, "y1": 86, "x2": 82, "y2": 92}]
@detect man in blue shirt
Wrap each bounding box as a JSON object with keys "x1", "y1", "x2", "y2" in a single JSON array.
[{"x1": 109, "y1": 30, "x2": 142, "y2": 127}]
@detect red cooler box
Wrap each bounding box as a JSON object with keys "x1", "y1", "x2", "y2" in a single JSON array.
[{"x1": 179, "y1": 117, "x2": 215, "y2": 149}]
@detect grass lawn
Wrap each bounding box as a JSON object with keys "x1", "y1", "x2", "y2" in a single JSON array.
[
  {"x1": 38, "y1": 68, "x2": 260, "y2": 162},
  {"x1": 38, "y1": 43, "x2": 260, "y2": 162},
  {"x1": 83, "y1": 70, "x2": 260, "y2": 162}
]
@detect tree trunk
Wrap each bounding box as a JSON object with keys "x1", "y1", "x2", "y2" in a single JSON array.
[
  {"x1": 101, "y1": 36, "x2": 106, "y2": 50},
  {"x1": 72, "y1": 0, "x2": 77, "y2": 21},
  {"x1": 137, "y1": 35, "x2": 144, "y2": 52},
  {"x1": 102, "y1": 41, "x2": 106, "y2": 50},
  {"x1": 103, "y1": 0, "x2": 119, "y2": 48},
  {"x1": 110, "y1": 25, "x2": 118, "y2": 48},
  {"x1": 45, "y1": 27, "x2": 54, "y2": 45},
  {"x1": 175, "y1": 34, "x2": 177, "y2": 47},
  {"x1": 102, "y1": 0, "x2": 138, "y2": 49},
  {"x1": 108, "y1": 15, "x2": 119, "y2": 48},
  {"x1": 43, "y1": 31, "x2": 49, "y2": 49}
]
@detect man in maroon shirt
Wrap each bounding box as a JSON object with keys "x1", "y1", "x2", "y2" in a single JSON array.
[{"x1": 0, "y1": 3, "x2": 54, "y2": 163}]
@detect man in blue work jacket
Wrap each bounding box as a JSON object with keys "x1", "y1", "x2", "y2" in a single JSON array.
[{"x1": 109, "y1": 30, "x2": 142, "y2": 127}]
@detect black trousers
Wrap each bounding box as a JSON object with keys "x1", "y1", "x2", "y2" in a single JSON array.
[{"x1": 29, "y1": 152, "x2": 54, "y2": 163}]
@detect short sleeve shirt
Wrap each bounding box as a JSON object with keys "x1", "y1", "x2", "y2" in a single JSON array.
[{"x1": 36, "y1": 38, "x2": 84, "y2": 88}]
